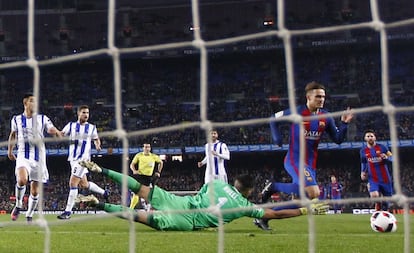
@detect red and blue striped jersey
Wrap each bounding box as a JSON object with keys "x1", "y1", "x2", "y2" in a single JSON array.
[
  {"x1": 270, "y1": 105, "x2": 348, "y2": 170},
  {"x1": 329, "y1": 182, "x2": 343, "y2": 198},
  {"x1": 360, "y1": 143, "x2": 392, "y2": 183}
]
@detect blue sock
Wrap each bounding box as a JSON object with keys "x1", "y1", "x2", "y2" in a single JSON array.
[
  {"x1": 272, "y1": 204, "x2": 301, "y2": 211},
  {"x1": 273, "y1": 182, "x2": 300, "y2": 196},
  {"x1": 382, "y1": 202, "x2": 390, "y2": 211},
  {"x1": 268, "y1": 182, "x2": 301, "y2": 210}
]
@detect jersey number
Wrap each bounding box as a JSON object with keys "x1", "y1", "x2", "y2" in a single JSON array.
[{"x1": 216, "y1": 197, "x2": 228, "y2": 208}]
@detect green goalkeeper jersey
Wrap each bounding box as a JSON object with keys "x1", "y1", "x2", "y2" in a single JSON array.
[
  {"x1": 191, "y1": 180, "x2": 264, "y2": 229},
  {"x1": 148, "y1": 180, "x2": 264, "y2": 230}
]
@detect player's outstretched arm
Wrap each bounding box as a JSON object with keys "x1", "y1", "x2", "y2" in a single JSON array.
[
  {"x1": 299, "y1": 202, "x2": 329, "y2": 215},
  {"x1": 262, "y1": 208, "x2": 301, "y2": 219},
  {"x1": 262, "y1": 202, "x2": 329, "y2": 219}
]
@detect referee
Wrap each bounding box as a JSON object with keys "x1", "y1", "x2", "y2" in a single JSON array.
[{"x1": 129, "y1": 142, "x2": 163, "y2": 209}]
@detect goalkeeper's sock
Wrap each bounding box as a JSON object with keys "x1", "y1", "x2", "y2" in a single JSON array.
[
  {"x1": 129, "y1": 193, "x2": 139, "y2": 209},
  {"x1": 101, "y1": 167, "x2": 142, "y2": 193}
]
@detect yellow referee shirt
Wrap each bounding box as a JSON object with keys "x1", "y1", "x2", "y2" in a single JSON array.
[{"x1": 131, "y1": 152, "x2": 162, "y2": 176}]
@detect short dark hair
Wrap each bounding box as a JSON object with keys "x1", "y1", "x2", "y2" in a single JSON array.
[
  {"x1": 305, "y1": 81, "x2": 325, "y2": 94},
  {"x1": 23, "y1": 93, "x2": 33, "y2": 99},
  {"x1": 78, "y1": 105, "x2": 89, "y2": 111},
  {"x1": 23, "y1": 93, "x2": 34, "y2": 103},
  {"x1": 235, "y1": 174, "x2": 254, "y2": 191},
  {"x1": 363, "y1": 129, "x2": 376, "y2": 137}
]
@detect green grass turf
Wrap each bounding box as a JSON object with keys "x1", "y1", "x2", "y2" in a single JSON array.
[{"x1": 0, "y1": 214, "x2": 412, "y2": 253}]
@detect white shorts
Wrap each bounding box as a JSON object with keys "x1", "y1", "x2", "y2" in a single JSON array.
[
  {"x1": 70, "y1": 160, "x2": 89, "y2": 178},
  {"x1": 16, "y1": 157, "x2": 49, "y2": 183},
  {"x1": 204, "y1": 174, "x2": 228, "y2": 184}
]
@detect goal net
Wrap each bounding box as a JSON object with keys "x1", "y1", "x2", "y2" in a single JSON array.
[{"x1": 0, "y1": 0, "x2": 413, "y2": 253}]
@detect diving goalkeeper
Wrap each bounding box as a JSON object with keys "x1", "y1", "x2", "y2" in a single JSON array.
[{"x1": 79, "y1": 161, "x2": 328, "y2": 231}]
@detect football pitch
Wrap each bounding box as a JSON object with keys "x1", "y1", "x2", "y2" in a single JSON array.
[{"x1": 0, "y1": 214, "x2": 412, "y2": 253}]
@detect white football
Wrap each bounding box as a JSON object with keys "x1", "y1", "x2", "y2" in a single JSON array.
[{"x1": 370, "y1": 211, "x2": 397, "y2": 233}]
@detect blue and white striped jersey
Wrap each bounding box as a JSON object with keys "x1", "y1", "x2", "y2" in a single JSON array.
[
  {"x1": 62, "y1": 121, "x2": 99, "y2": 161},
  {"x1": 11, "y1": 113, "x2": 55, "y2": 162}
]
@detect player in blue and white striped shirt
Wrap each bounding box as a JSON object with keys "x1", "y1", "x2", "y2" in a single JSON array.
[
  {"x1": 198, "y1": 129, "x2": 230, "y2": 184},
  {"x1": 8, "y1": 93, "x2": 62, "y2": 223},
  {"x1": 57, "y1": 105, "x2": 108, "y2": 220}
]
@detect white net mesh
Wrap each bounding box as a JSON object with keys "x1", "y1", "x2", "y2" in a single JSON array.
[{"x1": 0, "y1": 0, "x2": 413, "y2": 252}]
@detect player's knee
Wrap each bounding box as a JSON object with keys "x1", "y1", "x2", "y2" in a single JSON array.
[
  {"x1": 79, "y1": 181, "x2": 89, "y2": 189},
  {"x1": 16, "y1": 174, "x2": 28, "y2": 185},
  {"x1": 307, "y1": 186, "x2": 320, "y2": 199},
  {"x1": 370, "y1": 192, "x2": 380, "y2": 198},
  {"x1": 17, "y1": 178, "x2": 28, "y2": 186},
  {"x1": 31, "y1": 189, "x2": 39, "y2": 196}
]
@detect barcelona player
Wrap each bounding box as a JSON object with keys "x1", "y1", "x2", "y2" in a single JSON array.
[
  {"x1": 255, "y1": 82, "x2": 353, "y2": 230},
  {"x1": 360, "y1": 129, "x2": 393, "y2": 211},
  {"x1": 327, "y1": 175, "x2": 343, "y2": 213}
]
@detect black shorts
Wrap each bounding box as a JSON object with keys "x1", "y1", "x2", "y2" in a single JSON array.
[{"x1": 135, "y1": 174, "x2": 152, "y2": 186}]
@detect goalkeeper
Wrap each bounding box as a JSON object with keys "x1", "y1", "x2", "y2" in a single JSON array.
[{"x1": 79, "y1": 161, "x2": 328, "y2": 231}]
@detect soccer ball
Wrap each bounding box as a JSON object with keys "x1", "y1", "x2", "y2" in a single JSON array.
[{"x1": 370, "y1": 211, "x2": 397, "y2": 232}]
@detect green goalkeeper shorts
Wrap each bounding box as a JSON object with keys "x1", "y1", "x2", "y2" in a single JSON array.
[{"x1": 148, "y1": 186, "x2": 195, "y2": 231}]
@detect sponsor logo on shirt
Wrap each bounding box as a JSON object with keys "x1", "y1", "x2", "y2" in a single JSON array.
[
  {"x1": 367, "y1": 156, "x2": 383, "y2": 163},
  {"x1": 304, "y1": 130, "x2": 322, "y2": 140}
]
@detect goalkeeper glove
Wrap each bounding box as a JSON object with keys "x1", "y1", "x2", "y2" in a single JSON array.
[{"x1": 300, "y1": 202, "x2": 329, "y2": 215}]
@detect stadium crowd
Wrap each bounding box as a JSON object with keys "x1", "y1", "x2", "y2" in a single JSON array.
[{"x1": 0, "y1": 45, "x2": 414, "y2": 148}]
